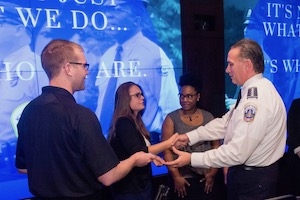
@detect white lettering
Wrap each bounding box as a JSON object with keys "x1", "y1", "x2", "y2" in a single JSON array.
[
  {"x1": 71, "y1": 10, "x2": 88, "y2": 29},
  {"x1": 15, "y1": 7, "x2": 42, "y2": 27},
  {"x1": 283, "y1": 59, "x2": 296, "y2": 72},
  {"x1": 17, "y1": 62, "x2": 35, "y2": 81},
  {"x1": 270, "y1": 60, "x2": 278, "y2": 73},
  {"x1": 45, "y1": 9, "x2": 61, "y2": 28},
  {"x1": 263, "y1": 22, "x2": 300, "y2": 37},
  {"x1": 91, "y1": 11, "x2": 107, "y2": 30},
  {"x1": 0, "y1": 62, "x2": 35, "y2": 81},
  {"x1": 97, "y1": 62, "x2": 110, "y2": 78},
  {"x1": 128, "y1": 61, "x2": 141, "y2": 77}
]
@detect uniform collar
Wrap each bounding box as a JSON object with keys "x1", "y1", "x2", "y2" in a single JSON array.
[
  {"x1": 240, "y1": 73, "x2": 263, "y2": 97},
  {"x1": 242, "y1": 73, "x2": 263, "y2": 89},
  {"x1": 117, "y1": 31, "x2": 143, "y2": 51}
]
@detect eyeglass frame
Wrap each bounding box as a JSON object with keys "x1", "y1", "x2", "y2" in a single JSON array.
[
  {"x1": 68, "y1": 62, "x2": 90, "y2": 70},
  {"x1": 178, "y1": 93, "x2": 198, "y2": 100},
  {"x1": 130, "y1": 92, "x2": 144, "y2": 98}
]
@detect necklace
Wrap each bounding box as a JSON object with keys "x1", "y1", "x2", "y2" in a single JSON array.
[{"x1": 182, "y1": 108, "x2": 198, "y2": 121}]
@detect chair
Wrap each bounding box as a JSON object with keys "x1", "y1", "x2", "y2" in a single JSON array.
[{"x1": 154, "y1": 184, "x2": 170, "y2": 200}]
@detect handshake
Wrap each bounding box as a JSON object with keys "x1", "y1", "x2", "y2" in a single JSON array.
[{"x1": 135, "y1": 133, "x2": 192, "y2": 168}]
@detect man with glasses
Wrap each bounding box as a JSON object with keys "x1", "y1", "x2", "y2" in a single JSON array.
[
  {"x1": 0, "y1": 1, "x2": 47, "y2": 176},
  {"x1": 15, "y1": 39, "x2": 163, "y2": 199},
  {"x1": 95, "y1": 0, "x2": 180, "y2": 139}
]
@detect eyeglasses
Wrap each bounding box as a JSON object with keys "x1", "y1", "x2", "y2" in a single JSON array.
[
  {"x1": 69, "y1": 62, "x2": 89, "y2": 70},
  {"x1": 130, "y1": 92, "x2": 143, "y2": 98},
  {"x1": 178, "y1": 93, "x2": 198, "y2": 100}
]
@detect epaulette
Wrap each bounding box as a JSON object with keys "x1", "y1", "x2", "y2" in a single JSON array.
[{"x1": 247, "y1": 87, "x2": 258, "y2": 99}]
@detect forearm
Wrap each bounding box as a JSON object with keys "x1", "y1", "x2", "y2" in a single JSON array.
[
  {"x1": 206, "y1": 168, "x2": 218, "y2": 178},
  {"x1": 187, "y1": 118, "x2": 226, "y2": 145},
  {"x1": 98, "y1": 154, "x2": 137, "y2": 186},
  {"x1": 148, "y1": 140, "x2": 172, "y2": 155}
]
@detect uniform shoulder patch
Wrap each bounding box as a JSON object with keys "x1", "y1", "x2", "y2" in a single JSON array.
[
  {"x1": 244, "y1": 104, "x2": 257, "y2": 122},
  {"x1": 247, "y1": 87, "x2": 258, "y2": 99}
]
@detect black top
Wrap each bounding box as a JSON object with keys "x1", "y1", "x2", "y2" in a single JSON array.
[
  {"x1": 109, "y1": 117, "x2": 152, "y2": 194},
  {"x1": 287, "y1": 98, "x2": 300, "y2": 153},
  {"x1": 16, "y1": 86, "x2": 120, "y2": 198}
]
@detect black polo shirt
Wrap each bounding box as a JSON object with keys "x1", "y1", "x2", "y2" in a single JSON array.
[{"x1": 16, "y1": 86, "x2": 119, "y2": 198}]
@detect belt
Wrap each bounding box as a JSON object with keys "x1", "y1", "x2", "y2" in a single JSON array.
[
  {"x1": 234, "y1": 161, "x2": 278, "y2": 171},
  {"x1": 242, "y1": 165, "x2": 262, "y2": 171}
]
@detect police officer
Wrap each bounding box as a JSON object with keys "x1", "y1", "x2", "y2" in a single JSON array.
[
  {"x1": 165, "y1": 38, "x2": 287, "y2": 200},
  {"x1": 0, "y1": 2, "x2": 47, "y2": 171}
]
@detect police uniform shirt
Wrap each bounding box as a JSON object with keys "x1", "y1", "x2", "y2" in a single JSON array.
[
  {"x1": 186, "y1": 74, "x2": 286, "y2": 168},
  {"x1": 0, "y1": 46, "x2": 48, "y2": 147}
]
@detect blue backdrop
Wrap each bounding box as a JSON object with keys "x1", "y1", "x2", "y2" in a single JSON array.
[
  {"x1": 225, "y1": 0, "x2": 300, "y2": 112},
  {"x1": 0, "y1": 0, "x2": 182, "y2": 198}
]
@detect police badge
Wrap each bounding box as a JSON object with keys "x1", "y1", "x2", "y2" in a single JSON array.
[{"x1": 244, "y1": 104, "x2": 257, "y2": 122}]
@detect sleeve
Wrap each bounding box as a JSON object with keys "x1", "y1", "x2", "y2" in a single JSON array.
[
  {"x1": 116, "y1": 118, "x2": 148, "y2": 155},
  {"x1": 15, "y1": 105, "x2": 28, "y2": 169},
  {"x1": 187, "y1": 111, "x2": 230, "y2": 145},
  {"x1": 79, "y1": 110, "x2": 120, "y2": 177},
  {"x1": 287, "y1": 99, "x2": 300, "y2": 154},
  {"x1": 190, "y1": 96, "x2": 271, "y2": 168},
  {"x1": 15, "y1": 102, "x2": 35, "y2": 169},
  {"x1": 157, "y1": 48, "x2": 180, "y2": 122}
]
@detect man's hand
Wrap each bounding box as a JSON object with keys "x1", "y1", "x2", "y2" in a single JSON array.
[
  {"x1": 297, "y1": 151, "x2": 300, "y2": 158},
  {"x1": 172, "y1": 133, "x2": 189, "y2": 149},
  {"x1": 152, "y1": 155, "x2": 165, "y2": 166},
  {"x1": 133, "y1": 152, "x2": 165, "y2": 167},
  {"x1": 164, "y1": 146, "x2": 191, "y2": 168},
  {"x1": 133, "y1": 152, "x2": 156, "y2": 167}
]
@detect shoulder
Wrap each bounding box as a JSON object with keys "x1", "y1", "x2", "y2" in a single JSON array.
[
  {"x1": 168, "y1": 109, "x2": 180, "y2": 119},
  {"x1": 246, "y1": 78, "x2": 279, "y2": 101},
  {"x1": 200, "y1": 109, "x2": 213, "y2": 117},
  {"x1": 116, "y1": 116, "x2": 135, "y2": 125},
  {"x1": 169, "y1": 109, "x2": 180, "y2": 115},
  {"x1": 134, "y1": 35, "x2": 161, "y2": 54},
  {"x1": 199, "y1": 109, "x2": 214, "y2": 124},
  {"x1": 74, "y1": 105, "x2": 101, "y2": 127}
]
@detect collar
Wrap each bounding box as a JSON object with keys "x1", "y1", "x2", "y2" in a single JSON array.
[
  {"x1": 42, "y1": 86, "x2": 76, "y2": 102},
  {"x1": 240, "y1": 73, "x2": 263, "y2": 97},
  {"x1": 116, "y1": 31, "x2": 143, "y2": 51},
  {"x1": 242, "y1": 73, "x2": 263, "y2": 88}
]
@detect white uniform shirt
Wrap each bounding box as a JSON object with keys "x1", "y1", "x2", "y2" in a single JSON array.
[
  {"x1": 0, "y1": 45, "x2": 48, "y2": 148},
  {"x1": 187, "y1": 74, "x2": 286, "y2": 168}
]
